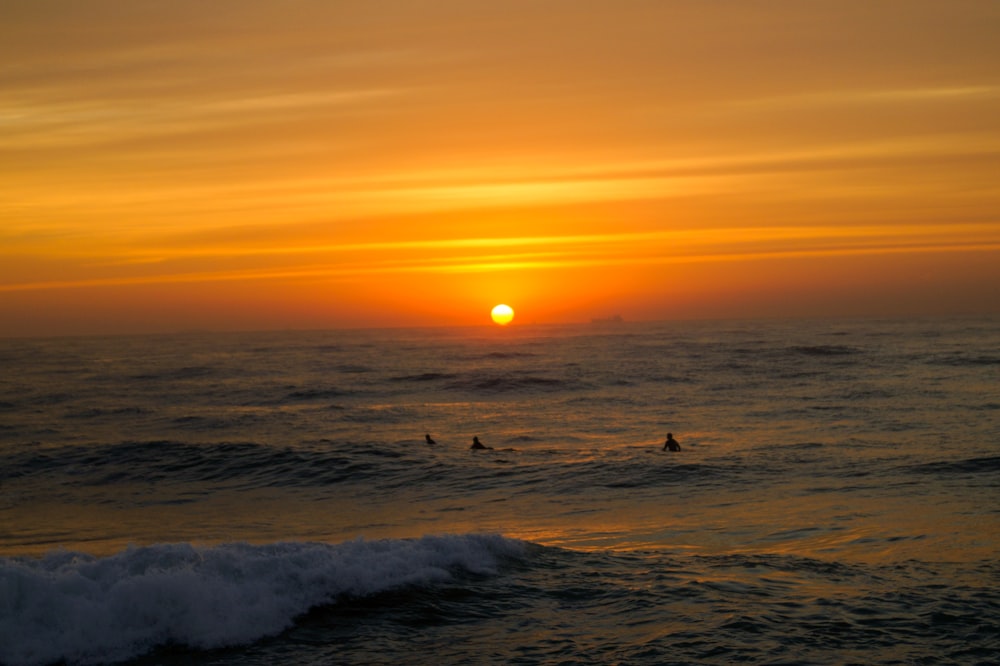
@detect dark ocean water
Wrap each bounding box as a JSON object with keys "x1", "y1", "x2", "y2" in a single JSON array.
[{"x1": 1, "y1": 318, "x2": 997, "y2": 665}]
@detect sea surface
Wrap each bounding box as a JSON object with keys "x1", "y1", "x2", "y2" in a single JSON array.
[{"x1": 1, "y1": 318, "x2": 997, "y2": 665}]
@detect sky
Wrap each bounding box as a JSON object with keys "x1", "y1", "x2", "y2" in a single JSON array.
[{"x1": 2, "y1": 0, "x2": 999, "y2": 336}]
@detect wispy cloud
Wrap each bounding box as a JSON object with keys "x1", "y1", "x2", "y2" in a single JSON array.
[
  {"x1": 4, "y1": 223, "x2": 998, "y2": 292},
  {"x1": 0, "y1": 88, "x2": 404, "y2": 148},
  {"x1": 727, "y1": 85, "x2": 1000, "y2": 111},
  {"x1": 8, "y1": 131, "x2": 997, "y2": 246}
]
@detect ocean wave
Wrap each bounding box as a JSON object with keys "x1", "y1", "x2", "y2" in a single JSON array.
[
  {"x1": 444, "y1": 373, "x2": 574, "y2": 393},
  {"x1": 904, "y1": 455, "x2": 1000, "y2": 476},
  {"x1": 334, "y1": 364, "x2": 373, "y2": 373},
  {"x1": 787, "y1": 345, "x2": 860, "y2": 357},
  {"x1": 26, "y1": 392, "x2": 75, "y2": 406},
  {"x1": 389, "y1": 372, "x2": 458, "y2": 382},
  {"x1": 931, "y1": 353, "x2": 1000, "y2": 367},
  {"x1": 473, "y1": 351, "x2": 538, "y2": 360},
  {"x1": 0, "y1": 534, "x2": 526, "y2": 666},
  {"x1": 600, "y1": 461, "x2": 734, "y2": 489},
  {"x1": 0, "y1": 440, "x2": 383, "y2": 487},
  {"x1": 130, "y1": 365, "x2": 216, "y2": 381},
  {"x1": 63, "y1": 406, "x2": 151, "y2": 420},
  {"x1": 3, "y1": 439, "x2": 759, "y2": 496},
  {"x1": 283, "y1": 386, "x2": 352, "y2": 401},
  {"x1": 334, "y1": 405, "x2": 423, "y2": 424}
]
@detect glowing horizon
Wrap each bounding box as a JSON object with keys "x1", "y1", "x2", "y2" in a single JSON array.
[{"x1": 2, "y1": 1, "x2": 999, "y2": 336}]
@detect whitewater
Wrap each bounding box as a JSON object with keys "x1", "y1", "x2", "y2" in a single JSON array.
[{"x1": 1, "y1": 317, "x2": 997, "y2": 664}]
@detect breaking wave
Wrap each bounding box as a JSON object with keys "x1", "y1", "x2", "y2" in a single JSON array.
[{"x1": 0, "y1": 534, "x2": 526, "y2": 666}]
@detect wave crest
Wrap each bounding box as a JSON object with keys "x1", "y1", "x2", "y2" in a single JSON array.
[{"x1": 0, "y1": 534, "x2": 525, "y2": 666}]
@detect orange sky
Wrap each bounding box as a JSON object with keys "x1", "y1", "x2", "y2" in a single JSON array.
[{"x1": 2, "y1": 1, "x2": 999, "y2": 336}]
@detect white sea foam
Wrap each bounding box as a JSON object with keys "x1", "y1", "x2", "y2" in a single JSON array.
[{"x1": 0, "y1": 534, "x2": 525, "y2": 666}]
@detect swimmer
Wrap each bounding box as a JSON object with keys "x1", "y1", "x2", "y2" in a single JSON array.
[
  {"x1": 663, "y1": 433, "x2": 681, "y2": 452},
  {"x1": 470, "y1": 436, "x2": 492, "y2": 450},
  {"x1": 425, "y1": 434, "x2": 436, "y2": 445}
]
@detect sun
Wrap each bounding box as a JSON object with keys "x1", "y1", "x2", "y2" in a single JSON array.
[{"x1": 490, "y1": 303, "x2": 514, "y2": 326}]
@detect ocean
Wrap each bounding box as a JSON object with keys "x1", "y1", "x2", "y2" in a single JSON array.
[{"x1": 1, "y1": 317, "x2": 997, "y2": 665}]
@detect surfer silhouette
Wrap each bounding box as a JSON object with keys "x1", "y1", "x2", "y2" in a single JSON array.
[
  {"x1": 663, "y1": 433, "x2": 681, "y2": 452},
  {"x1": 425, "y1": 434, "x2": 436, "y2": 445},
  {"x1": 470, "y1": 436, "x2": 491, "y2": 450}
]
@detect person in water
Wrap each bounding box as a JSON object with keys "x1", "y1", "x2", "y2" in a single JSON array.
[
  {"x1": 425, "y1": 434, "x2": 436, "y2": 445},
  {"x1": 470, "y1": 436, "x2": 491, "y2": 450},
  {"x1": 663, "y1": 433, "x2": 681, "y2": 452}
]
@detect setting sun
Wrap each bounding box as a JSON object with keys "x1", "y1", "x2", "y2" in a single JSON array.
[
  {"x1": 491, "y1": 304, "x2": 514, "y2": 326},
  {"x1": 0, "y1": 1, "x2": 998, "y2": 339}
]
